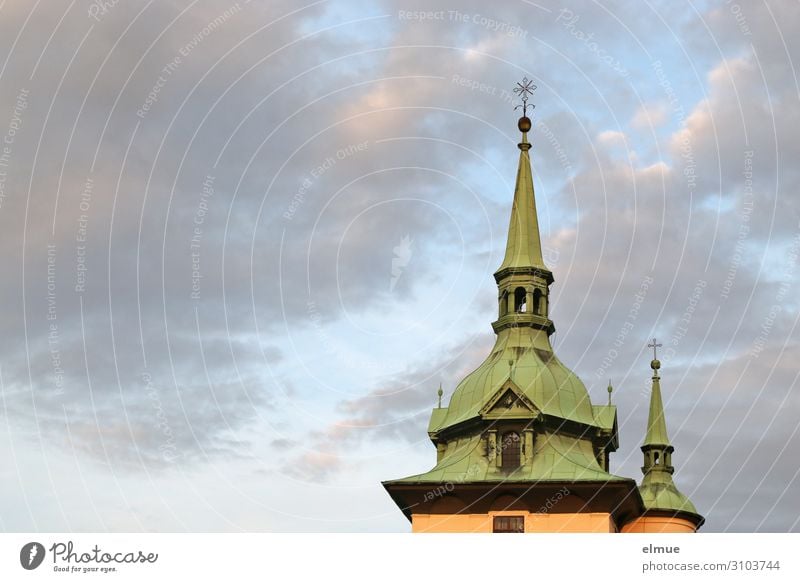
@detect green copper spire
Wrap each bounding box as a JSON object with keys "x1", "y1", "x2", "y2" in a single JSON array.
[
  {"x1": 497, "y1": 124, "x2": 547, "y2": 272},
  {"x1": 643, "y1": 350, "x2": 670, "y2": 447}
]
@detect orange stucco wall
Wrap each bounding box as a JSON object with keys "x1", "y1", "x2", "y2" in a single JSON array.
[
  {"x1": 412, "y1": 511, "x2": 615, "y2": 533},
  {"x1": 621, "y1": 517, "x2": 696, "y2": 533}
]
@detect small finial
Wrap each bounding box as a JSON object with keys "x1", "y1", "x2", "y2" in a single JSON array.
[
  {"x1": 607, "y1": 380, "x2": 613, "y2": 405},
  {"x1": 508, "y1": 359, "x2": 514, "y2": 381},
  {"x1": 514, "y1": 77, "x2": 536, "y2": 138},
  {"x1": 648, "y1": 338, "x2": 663, "y2": 377},
  {"x1": 437, "y1": 383, "x2": 443, "y2": 408}
]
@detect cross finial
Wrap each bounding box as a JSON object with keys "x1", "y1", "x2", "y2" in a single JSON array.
[
  {"x1": 648, "y1": 338, "x2": 662, "y2": 361},
  {"x1": 648, "y1": 338, "x2": 663, "y2": 377},
  {"x1": 513, "y1": 77, "x2": 537, "y2": 117}
]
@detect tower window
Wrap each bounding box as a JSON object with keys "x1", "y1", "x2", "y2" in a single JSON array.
[
  {"x1": 514, "y1": 287, "x2": 527, "y2": 312},
  {"x1": 493, "y1": 516, "x2": 524, "y2": 533},
  {"x1": 533, "y1": 288, "x2": 542, "y2": 315},
  {"x1": 501, "y1": 431, "x2": 521, "y2": 469}
]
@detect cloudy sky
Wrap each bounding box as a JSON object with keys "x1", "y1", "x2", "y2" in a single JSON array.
[{"x1": 0, "y1": 0, "x2": 797, "y2": 532}]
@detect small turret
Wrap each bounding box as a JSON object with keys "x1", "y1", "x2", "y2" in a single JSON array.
[{"x1": 622, "y1": 340, "x2": 704, "y2": 532}]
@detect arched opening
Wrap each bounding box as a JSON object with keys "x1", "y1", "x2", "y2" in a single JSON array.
[
  {"x1": 429, "y1": 495, "x2": 467, "y2": 514},
  {"x1": 654, "y1": 451, "x2": 660, "y2": 465},
  {"x1": 533, "y1": 288, "x2": 542, "y2": 315},
  {"x1": 490, "y1": 494, "x2": 528, "y2": 512},
  {"x1": 514, "y1": 287, "x2": 526, "y2": 313},
  {"x1": 501, "y1": 431, "x2": 521, "y2": 470}
]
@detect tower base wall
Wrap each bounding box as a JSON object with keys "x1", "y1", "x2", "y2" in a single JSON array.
[
  {"x1": 621, "y1": 516, "x2": 697, "y2": 533},
  {"x1": 412, "y1": 511, "x2": 615, "y2": 533}
]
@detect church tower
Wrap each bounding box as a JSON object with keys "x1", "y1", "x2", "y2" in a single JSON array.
[
  {"x1": 622, "y1": 349, "x2": 705, "y2": 532},
  {"x1": 382, "y1": 79, "x2": 703, "y2": 533}
]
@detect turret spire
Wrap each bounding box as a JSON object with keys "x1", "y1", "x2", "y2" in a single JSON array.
[
  {"x1": 491, "y1": 80, "x2": 554, "y2": 336},
  {"x1": 497, "y1": 79, "x2": 546, "y2": 272},
  {"x1": 644, "y1": 340, "x2": 670, "y2": 448}
]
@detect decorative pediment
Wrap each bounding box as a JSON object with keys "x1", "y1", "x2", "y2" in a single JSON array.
[{"x1": 480, "y1": 382, "x2": 539, "y2": 419}]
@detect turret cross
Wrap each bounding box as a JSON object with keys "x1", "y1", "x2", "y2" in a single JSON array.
[{"x1": 648, "y1": 338, "x2": 662, "y2": 360}]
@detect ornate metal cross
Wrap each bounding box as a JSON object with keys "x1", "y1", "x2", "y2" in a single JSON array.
[
  {"x1": 648, "y1": 338, "x2": 662, "y2": 360},
  {"x1": 513, "y1": 77, "x2": 537, "y2": 117}
]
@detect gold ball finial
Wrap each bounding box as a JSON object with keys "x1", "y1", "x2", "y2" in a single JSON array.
[
  {"x1": 518, "y1": 116, "x2": 531, "y2": 133},
  {"x1": 607, "y1": 381, "x2": 613, "y2": 394},
  {"x1": 651, "y1": 359, "x2": 661, "y2": 370}
]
